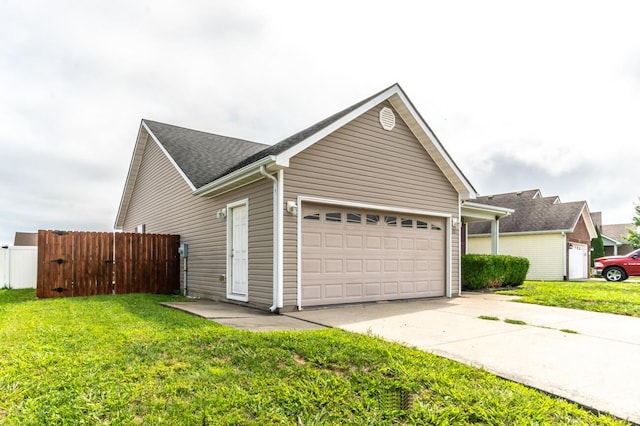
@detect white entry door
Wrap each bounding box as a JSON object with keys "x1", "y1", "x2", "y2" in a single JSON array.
[
  {"x1": 568, "y1": 243, "x2": 588, "y2": 280},
  {"x1": 228, "y1": 202, "x2": 248, "y2": 301}
]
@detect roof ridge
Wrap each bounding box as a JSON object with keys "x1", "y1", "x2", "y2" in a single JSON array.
[{"x1": 142, "y1": 119, "x2": 267, "y2": 147}]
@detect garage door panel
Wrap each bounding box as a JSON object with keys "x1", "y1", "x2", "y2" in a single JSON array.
[
  {"x1": 325, "y1": 259, "x2": 343, "y2": 273},
  {"x1": 302, "y1": 258, "x2": 322, "y2": 273},
  {"x1": 325, "y1": 284, "x2": 344, "y2": 299},
  {"x1": 383, "y1": 260, "x2": 398, "y2": 272},
  {"x1": 365, "y1": 282, "x2": 381, "y2": 296},
  {"x1": 415, "y1": 260, "x2": 428, "y2": 271},
  {"x1": 365, "y1": 259, "x2": 381, "y2": 272},
  {"x1": 384, "y1": 238, "x2": 399, "y2": 249},
  {"x1": 345, "y1": 283, "x2": 364, "y2": 297},
  {"x1": 302, "y1": 203, "x2": 446, "y2": 306},
  {"x1": 346, "y1": 235, "x2": 363, "y2": 248},
  {"x1": 366, "y1": 236, "x2": 381, "y2": 249},
  {"x1": 325, "y1": 233, "x2": 343, "y2": 248},
  {"x1": 399, "y1": 281, "x2": 415, "y2": 294},
  {"x1": 415, "y1": 281, "x2": 428, "y2": 292},
  {"x1": 383, "y1": 281, "x2": 398, "y2": 295},
  {"x1": 346, "y1": 259, "x2": 362, "y2": 273},
  {"x1": 400, "y1": 238, "x2": 414, "y2": 250},
  {"x1": 399, "y1": 260, "x2": 414, "y2": 272},
  {"x1": 303, "y1": 232, "x2": 322, "y2": 247}
]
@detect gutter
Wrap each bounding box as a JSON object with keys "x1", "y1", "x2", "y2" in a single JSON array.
[
  {"x1": 259, "y1": 166, "x2": 283, "y2": 312},
  {"x1": 193, "y1": 156, "x2": 278, "y2": 197}
]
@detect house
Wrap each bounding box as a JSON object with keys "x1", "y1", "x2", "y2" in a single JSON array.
[
  {"x1": 601, "y1": 223, "x2": 636, "y2": 256},
  {"x1": 115, "y1": 83, "x2": 507, "y2": 311},
  {"x1": 590, "y1": 212, "x2": 635, "y2": 256},
  {"x1": 13, "y1": 232, "x2": 37, "y2": 246},
  {"x1": 466, "y1": 189, "x2": 597, "y2": 281},
  {"x1": 601, "y1": 224, "x2": 636, "y2": 256}
]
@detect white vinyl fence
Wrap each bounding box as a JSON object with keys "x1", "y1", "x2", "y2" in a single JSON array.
[{"x1": 0, "y1": 246, "x2": 38, "y2": 289}]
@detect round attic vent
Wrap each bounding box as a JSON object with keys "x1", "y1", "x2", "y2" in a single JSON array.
[{"x1": 379, "y1": 107, "x2": 395, "y2": 131}]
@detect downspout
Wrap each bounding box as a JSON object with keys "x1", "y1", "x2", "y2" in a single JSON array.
[
  {"x1": 259, "y1": 166, "x2": 281, "y2": 312},
  {"x1": 562, "y1": 231, "x2": 567, "y2": 280}
]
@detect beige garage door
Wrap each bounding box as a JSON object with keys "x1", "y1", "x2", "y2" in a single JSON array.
[{"x1": 301, "y1": 203, "x2": 446, "y2": 306}]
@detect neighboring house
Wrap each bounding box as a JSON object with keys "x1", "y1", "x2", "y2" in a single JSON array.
[
  {"x1": 14, "y1": 232, "x2": 37, "y2": 246},
  {"x1": 601, "y1": 223, "x2": 636, "y2": 256},
  {"x1": 115, "y1": 83, "x2": 506, "y2": 311},
  {"x1": 590, "y1": 213, "x2": 635, "y2": 256},
  {"x1": 1, "y1": 233, "x2": 38, "y2": 289},
  {"x1": 466, "y1": 189, "x2": 597, "y2": 281}
]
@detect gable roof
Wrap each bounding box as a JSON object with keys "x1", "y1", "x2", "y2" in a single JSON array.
[
  {"x1": 602, "y1": 223, "x2": 634, "y2": 244},
  {"x1": 144, "y1": 120, "x2": 268, "y2": 189},
  {"x1": 467, "y1": 189, "x2": 596, "y2": 237},
  {"x1": 115, "y1": 83, "x2": 477, "y2": 229}
]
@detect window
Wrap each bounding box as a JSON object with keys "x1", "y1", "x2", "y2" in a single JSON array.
[
  {"x1": 401, "y1": 218, "x2": 413, "y2": 228},
  {"x1": 431, "y1": 224, "x2": 442, "y2": 231},
  {"x1": 366, "y1": 214, "x2": 380, "y2": 225},
  {"x1": 326, "y1": 212, "x2": 342, "y2": 222},
  {"x1": 384, "y1": 216, "x2": 397, "y2": 226},
  {"x1": 303, "y1": 212, "x2": 320, "y2": 221},
  {"x1": 346, "y1": 213, "x2": 361, "y2": 224},
  {"x1": 416, "y1": 220, "x2": 428, "y2": 229}
]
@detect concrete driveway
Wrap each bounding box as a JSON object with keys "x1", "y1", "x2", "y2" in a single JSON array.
[{"x1": 287, "y1": 293, "x2": 640, "y2": 424}]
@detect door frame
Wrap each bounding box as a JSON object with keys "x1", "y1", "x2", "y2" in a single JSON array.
[{"x1": 226, "y1": 199, "x2": 249, "y2": 302}]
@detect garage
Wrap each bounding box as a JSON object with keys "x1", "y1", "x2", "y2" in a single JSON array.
[{"x1": 301, "y1": 203, "x2": 446, "y2": 306}]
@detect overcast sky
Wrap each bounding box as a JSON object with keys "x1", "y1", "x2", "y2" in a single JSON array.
[{"x1": 1, "y1": 1, "x2": 638, "y2": 245}]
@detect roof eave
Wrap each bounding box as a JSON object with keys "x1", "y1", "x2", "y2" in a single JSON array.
[
  {"x1": 461, "y1": 201, "x2": 514, "y2": 223},
  {"x1": 192, "y1": 156, "x2": 285, "y2": 197},
  {"x1": 469, "y1": 229, "x2": 575, "y2": 237},
  {"x1": 114, "y1": 121, "x2": 149, "y2": 230}
]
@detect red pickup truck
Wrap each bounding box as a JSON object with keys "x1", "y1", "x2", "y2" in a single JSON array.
[{"x1": 592, "y1": 248, "x2": 640, "y2": 281}]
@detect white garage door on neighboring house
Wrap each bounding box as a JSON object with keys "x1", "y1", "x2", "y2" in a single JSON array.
[
  {"x1": 568, "y1": 242, "x2": 588, "y2": 280},
  {"x1": 301, "y1": 203, "x2": 446, "y2": 307}
]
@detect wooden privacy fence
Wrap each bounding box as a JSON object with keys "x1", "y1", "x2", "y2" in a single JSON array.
[{"x1": 37, "y1": 230, "x2": 180, "y2": 298}]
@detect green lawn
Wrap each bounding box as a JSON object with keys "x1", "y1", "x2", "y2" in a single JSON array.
[
  {"x1": 0, "y1": 289, "x2": 627, "y2": 425},
  {"x1": 498, "y1": 280, "x2": 640, "y2": 317}
]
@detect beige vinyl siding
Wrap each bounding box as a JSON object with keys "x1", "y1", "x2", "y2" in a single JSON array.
[
  {"x1": 283, "y1": 102, "x2": 460, "y2": 307},
  {"x1": 121, "y1": 132, "x2": 274, "y2": 307},
  {"x1": 467, "y1": 233, "x2": 565, "y2": 280}
]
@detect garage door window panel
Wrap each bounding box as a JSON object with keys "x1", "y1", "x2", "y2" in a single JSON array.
[
  {"x1": 401, "y1": 218, "x2": 413, "y2": 228},
  {"x1": 304, "y1": 212, "x2": 320, "y2": 221},
  {"x1": 326, "y1": 212, "x2": 342, "y2": 222},
  {"x1": 347, "y1": 213, "x2": 362, "y2": 224}
]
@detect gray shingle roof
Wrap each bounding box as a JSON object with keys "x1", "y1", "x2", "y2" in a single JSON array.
[
  {"x1": 143, "y1": 84, "x2": 397, "y2": 189},
  {"x1": 602, "y1": 223, "x2": 634, "y2": 242},
  {"x1": 467, "y1": 189, "x2": 587, "y2": 234},
  {"x1": 143, "y1": 120, "x2": 268, "y2": 189}
]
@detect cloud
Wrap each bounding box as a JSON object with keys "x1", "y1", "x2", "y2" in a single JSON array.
[{"x1": 469, "y1": 153, "x2": 638, "y2": 224}]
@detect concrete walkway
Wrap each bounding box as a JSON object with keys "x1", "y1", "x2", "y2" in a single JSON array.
[
  {"x1": 163, "y1": 294, "x2": 640, "y2": 423},
  {"x1": 288, "y1": 293, "x2": 640, "y2": 424}
]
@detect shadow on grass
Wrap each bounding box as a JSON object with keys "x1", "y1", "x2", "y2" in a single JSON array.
[{"x1": 0, "y1": 288, "x2": 37, "y2": 305}]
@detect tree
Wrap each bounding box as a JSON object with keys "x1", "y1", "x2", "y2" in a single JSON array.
[
  {"x1": 625, "y1": 198, "x2": 640, "y2": 249},
  {"x1": 591, "y1": 225, "x2": 605, "y2": 266}
]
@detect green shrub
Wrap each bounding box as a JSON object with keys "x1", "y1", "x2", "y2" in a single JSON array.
[{"x1": 462, "y1": 254, "x2": 530, "y2": 290}]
